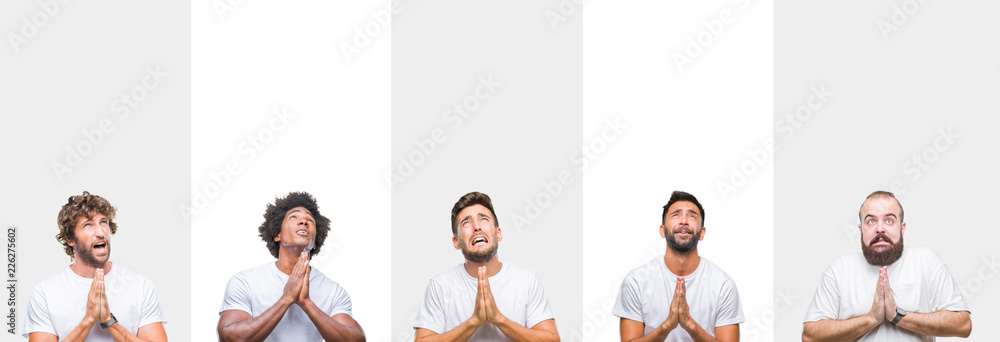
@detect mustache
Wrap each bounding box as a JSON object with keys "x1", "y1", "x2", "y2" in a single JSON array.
[{"x1": 869, "y1": 234, "x2": 892, "y2": 246}]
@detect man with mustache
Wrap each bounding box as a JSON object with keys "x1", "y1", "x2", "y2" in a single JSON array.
[
  {"x1": 414, "y1": 191, "x2": 559, "y2": 342},
  {"x1": 802, "y1": 191, "x2": 972, "y2": 341},
  {"x1": 24, "y1": 191, "x2": 167, "y2": 342},
  {"x1": 217, "y1": 192, "x2": 365, "y2": 342},
  {"x1": 613, "y1": 190, "x2": 744, "y2": 342}
]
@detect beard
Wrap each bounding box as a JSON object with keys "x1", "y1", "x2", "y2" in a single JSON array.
[
  {"x1": 76, "y1": 240, "x2": 110, "y2": 267},
  {"x1": 459, "y1": 238, "x2": 499, "y2": 263},
  {"x1": 666, "y1": 227, "x2": 701, "y2": 253},
  {"x1": 862, "y1": 234, "x2": 904, "y2": 266}
]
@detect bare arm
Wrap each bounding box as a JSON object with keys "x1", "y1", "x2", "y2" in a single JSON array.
[
  {"x1": 414, "y1": 266, "x2": 488, "y2": 342},
  {"x1": 298, "y1": 266, "x2": 366, "y2": 342},
  {"x1": 218, "y1": 254, "x2": 310, "y2": 342},
  {"x1": 32, "y1": 269, "x2": 104, "y2": 342},
  {"x1": 884, "y1": 271, "x2": 971, "y2": 338},
  {"x1": 803, "y1": 266, "x2": 888, "y2": 342},
  {"x1": 675, "y1": 278, "x2": 737, "y2": 342}
]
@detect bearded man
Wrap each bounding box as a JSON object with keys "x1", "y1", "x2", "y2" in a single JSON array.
[{"x1": 802, "y1": 191, "x2": 972, "y2": 341}]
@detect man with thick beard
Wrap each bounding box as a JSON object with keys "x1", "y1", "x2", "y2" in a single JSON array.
[
  {"x1": 24, "y1": 191, "x2": 167, "y2": 342},
  {"x1": 413, "y1": 191, "x2": 559, "y2": 342},
  {"x1": 613, "y1": 191, "x2": 743, "y2": 342},
  {"x1": 802, "y1": 191, "x2": 972, "y2": 341}
]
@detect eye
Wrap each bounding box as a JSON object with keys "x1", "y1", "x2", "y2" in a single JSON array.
[
  {"x1": 461, "y1": 220, "x2": 470, "y2": 227},
  {"x1": 868, "y1": 219, "x2": 875, "y2": 225},
  {"x1": 885, "y1": 219, "x2": 893, "y2": 225},
  {"x1": 480, "y1": 217, "x2": 489, "y2": 223}
]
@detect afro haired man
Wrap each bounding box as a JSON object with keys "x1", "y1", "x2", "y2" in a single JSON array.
[{"x1": 218, "y1": 192, "x2": 365, "y2": 342}]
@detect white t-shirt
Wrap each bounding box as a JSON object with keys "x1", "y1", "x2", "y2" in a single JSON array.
[
  {"x1": 804, "y1": 246, "x2": 970, "y2": 342},
  {"x1": 219, "y1": 262, "x2": 353, "y2": 342},
  {"x1": 414, "y1": 263, "x2": 555, "y2": 341},
  {"x1": 23, "y1": 264, "x2": 166, "y2": 341},
  {"x1": 613, "y1": 256, "x2": 744, "y2": 341}
]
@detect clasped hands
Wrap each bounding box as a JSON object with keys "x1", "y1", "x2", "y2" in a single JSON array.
[
  {"x1": 867, "y1": 266, "x2": 901, "y2": 325},
  {"x1": 469, "y1": 266, "x2": 508, "y2": 327},
  {"x1": 281, "y1": 250, "x2": 313, "y2": 307},
  {"x1": 85, "y1": 268, "x2": 114, "y2": 327}
]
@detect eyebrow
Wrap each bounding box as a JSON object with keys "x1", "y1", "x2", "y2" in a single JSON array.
[
  {"x1": 864, "y1": 213, "x2": 897, "y2": 220},
  {"x1": 670, "y1": 208, "x2": 701, "y2": 217},
  {"x1": 286, "y1": 209, "x2": 312, "y2": 217}
]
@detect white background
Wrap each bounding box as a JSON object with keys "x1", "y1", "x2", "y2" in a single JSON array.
[
  {"x1": 583, "y1": 0, "x2": 774, "y2": 340},
  {"x1": 190, "y1": 0, "x2": 391, "y2": 341}
]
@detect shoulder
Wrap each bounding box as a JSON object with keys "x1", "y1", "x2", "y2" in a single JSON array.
[
  {"x1": 624, "y1": 256, "x2": 663, "y2": 282},
  {"x1": 428, "y1": 263, "x2": 465, "y2": 285},
  {"x1": 826, "y1": 252, "x2": 865, "y2": 273},
  {"x1": 502, "y1": 263, "x2": 540, "y2": 281},
  {"x1": 698, "y1": 258, "x2": 737, "y2": 284},
  {"x1": 308, "y1": 266, "x2": 345, "y2": 290},
  {"x1": 903, "y1": 246, "x2": 942, "y2": 263}
]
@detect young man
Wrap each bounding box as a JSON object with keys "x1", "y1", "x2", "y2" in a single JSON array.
[
  {"x1": 414, "y1": 191, "x2": 559, "y2": 342},
  {"x1": 217, "y1": 191, "x2": 365, "y2": 342},
  {"x1": 24, "y1": 191, "x2": 168, "y2": 342},
  {"x1": 613, "y1": 191, "x2": 743, "y2": 342},
  {"x1": 802, "y1": 191, "x2": 972, "y2": 342}
]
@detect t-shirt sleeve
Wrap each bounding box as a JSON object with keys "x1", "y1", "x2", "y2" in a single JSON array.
[
  {"x1": 804, "y1": 264, "x2": 841, "y2": 323},
  {"x1": 220, "y1": 273, "x2": 253, "y2": 315},
  {"x1": 524, "y1": 273, "x2": 555, "y2": 329},
  {"x1": 413, "y1": 279, "x2": 446, "y2": 333},
  {"x1": 329, "y1": 282, "x2": 354, "y2": 317},
  {"x1": 715, "y1": 277, "x2": 744, "y2": 326},
  {"x1": 139, "y1": 278, "x2": 167, "y2": 327},
  {"x1": 612, "y1": 273, "x2": 643, "y2": 322},
  {"x1": 23, "y1": 285, "x2": 55, "y2": 338},
  {"x1": 927, "y1": 255, "x2": 970, "y2": 313}
]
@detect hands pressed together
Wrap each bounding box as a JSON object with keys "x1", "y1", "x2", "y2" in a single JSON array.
[
  {"x1": 469, "y1": 266, "x2": 507, "y2": 327},
  {"x1": 85, "y1": 268, "x2": 113, "y2": 327},
  {"x1": 868, "y1": 266, "x2": 900, "y2": 325},
  {"x1": 661, "y1": 277, "x2": 699, "y2": 332},
  {"x1": 282, "y1": 250, "x2": 312, "y2": 307}
]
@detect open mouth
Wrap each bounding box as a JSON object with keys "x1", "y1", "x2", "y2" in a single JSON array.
[
  {"x1": 295, "y1": 228, "x2": 310, "y2": 237},
  {"x1": 472, "y1": 235, "x2": 488, "y2": 246},
  {"x1": 93, "y1": 241, "x2": 108, "y2": 253}
]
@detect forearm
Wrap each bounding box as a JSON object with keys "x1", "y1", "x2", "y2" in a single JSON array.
[
  {"x1": 802, "y1": 316, "x2": 878, "y2": 342},
  {"x1": 415, "y1": 320, "x2": 479, "y2": 342},
  {"x1": 59, "y1": 317, "x2": 96, "y2": 342},
  {"x1": 627, "y1": 324, "x2": 675, "y2": 342},
  {"x1": 107, "y1": 324, "x2": 147, "y2": 342},
  {"x1": 300, "y1": 300, "x2": 365, "y2": 342},
  {"x1": 220, "y1": 300, "x2": 293, "y2": 342},
  {"x1": 493, "y1": 318, "x2": 558, "y2": 342},
  {"x1": 895, "y1": 310, "x2": 971, "y2": 338},
  {"x1": 681, "y1": 320, "x2": 719, "y2": 342}
]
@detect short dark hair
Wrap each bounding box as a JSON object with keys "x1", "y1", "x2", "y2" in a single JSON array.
[
  {"x1": 56, "y1": 191, "x2": 118, "y2": 260},
  {"x1": 451, "y1": 191, "x2": 499, "y2": 236},
  {"x1": 258, "y1": 192, "x2": 331, "y2": 258},
  {"x1": 662, "y1": 191, "x2": 705, "y2": 227},
  {"x1": 859, "y1": 190, "x2": 904, "y2": 223}
]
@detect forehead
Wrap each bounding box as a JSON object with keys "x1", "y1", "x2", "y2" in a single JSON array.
[
  {"x1": 284, "y1": 206, "x2": 312, "y2": 218},
  {"x1": 75, "y1": 212, "x2": 107, "y2": 225},
  {"x1": 666, "y1": 201, "x2": 701, "y2": 216},
  {"x1": 861, "y1": 197, "x2": 902, "y2": 217},
  {"x1": 457, "y1": 204, "x2": 492, "y2": 219}
]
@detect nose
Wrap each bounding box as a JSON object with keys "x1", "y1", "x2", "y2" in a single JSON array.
[
  {"x1": 874, "y1": 220, "x2": 887, "y2": 234},
  {"x1": 95, "y1": 226, "x2": 107, "y2": 238}
]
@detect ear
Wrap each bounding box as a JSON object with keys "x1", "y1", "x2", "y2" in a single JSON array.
[
  {"x1": 698, "y1": 226, "x2": 706, "y2": 241},
  {"x1": 496, "y1": 227, "x2": 503, "y2": 242},
  {"x1": 900, "y1": 221, "x2": 906, "y2": 236},
  {"x1": 67, "y1": 239, "x2": 75, "y2": 247},
  {"x1": 274, "y1": 234, "x2": 281, "y2": 243},
  {"x1": 659, "y1": 225, "x2": 666, "y2": 238},
  {"x1": 452, "y1": 235, "x2": 460, "y2": 250}
]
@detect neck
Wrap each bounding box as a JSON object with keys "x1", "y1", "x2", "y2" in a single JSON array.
[
  {"x1": 70, "y1": 260, "x2": 112, "y2": 278},
  {"x1": 275, "y1": 246, "x2": 308, "y2": 275},
  {"x1": 664, "y1": 247, "x2": 700, "y2": 277},
  {"x1": 464, "y1": 256, "x2": 502, "y2": 278}
]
